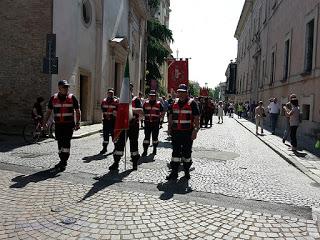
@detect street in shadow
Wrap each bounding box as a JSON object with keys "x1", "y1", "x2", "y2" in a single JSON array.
[
  {"x1": 81, "y1": 169, "x2": 133, "y2": 201},
  {"x1": 82, "y1": 152, "x2": 113, "y2": 163},
  {"x1": 293, "y1": 151, "x2": 308, "y2": 158},
  {"x1": 157, "y1": 178, "x2": 192, "y2": 200},
  {"x1": 139, "y1": 154, "x2": 155, "y2": 165},
  {"x1": 10, "y1": 168, "x2": 60, "y2": 188},
  {"x1": 0, "y1": 134, "x2": 42, "y2": 152},
  {"x1": 157, "y1": 141, "x2": 172, "y2": 149}
]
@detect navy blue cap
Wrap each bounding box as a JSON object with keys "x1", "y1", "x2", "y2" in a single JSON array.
[
  {"x1": 177, "y1": 84, "x2": 188, "y2": 92},
  {"x1": 149, "y1": 90, "x2": 156, "y2": 96},
  {"x1": 58, "y1": 80, "x2": 70, "y2": 86}
]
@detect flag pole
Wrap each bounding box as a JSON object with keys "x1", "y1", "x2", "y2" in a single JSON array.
[{"x1": 124, "y1": 130, "x2": 127, "y2": 170}]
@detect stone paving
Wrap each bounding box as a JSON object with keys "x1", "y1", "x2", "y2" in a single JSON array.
[
  {"x1": 234, "y1": 117, "x2": 320, "y2": 185},
  {"x1": 1, "y1": 169, "x2": 320, "y2": 240},
  {"x1": 1, "y1": 118, "x2": 320, "y2": 208},
  {"x1": 1, "y1": 116, "x2": 320, "y2": 239}
]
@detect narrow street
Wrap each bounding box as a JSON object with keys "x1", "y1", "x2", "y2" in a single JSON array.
[{"x1": 0, "y1": 116, "x2": 319, "y2": 239}]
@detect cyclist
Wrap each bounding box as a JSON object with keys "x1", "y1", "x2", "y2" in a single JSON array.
[{"x1": 32, "y1": 97, "x2": 44, "y2": 125}]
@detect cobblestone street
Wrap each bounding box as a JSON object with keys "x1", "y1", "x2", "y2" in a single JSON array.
[{"x1": 0, "y1": 116, "x2": 320, "y2": 239}]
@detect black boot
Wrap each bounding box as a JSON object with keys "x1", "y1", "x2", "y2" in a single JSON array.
[
  {"x1": 109, "y1": 157, "x2": 120, "y2": 171},
  {"x1": 152, "y1": 146, "x2": 157, "y2": 155},
  {"x1": 166, "y1": 162, "x2": 179, "y2": 180},
  {"x1": 132, "y1": 155, "x2": 140, "y2": 171},
  {"x1": 99, "y1": 145, "x2": 107, "y2": 154},
  {"x1": 142, "y1": 146, "x2": 148, "y2": 157},
  {"x1": 183, "y1": 161, "x2": 192, "y2": 180},
  {"x1": 54, "y1": 159, "x2": 67, "y2": 172}
]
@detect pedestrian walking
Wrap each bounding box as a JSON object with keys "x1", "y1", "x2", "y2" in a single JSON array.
[
  {"x1": 138, "y1": 92, "x2": 145, "y2": 128},
  {"x1": 159, "y1": 96, "x2": 168, "y2": 128},
  {"x1": 268, "y1": 97, "x2": 280, "y2": 134},
  {"x1": 142, "y1": 90, "x2": 164, "y2": 156},
  {"x1": 217, "y1": 101, "x2": 224, "y2": 123},
  {"x1": 208, "y1": 98, "x2": 215, "y2": 127},
  {"x1": 228, "y1": 102, "x2": 234, "y2": 118},
  {"x1": 255, "y1": 101, "x2": 265, "y2": 135},
  {"x1": 109, "y1": 83, "x2": 143, "y2": 171},
  {"x1": 42, "y1": 80, "x2": 81, "y2": 172},
  {"x1": 99, "y1": 88, "x2": 118, "y2": 154},
  {"x1": 283, "y1": 98, "x2": 300, "y2": 151},
  {"x1": 282, "y1": 94, "x2": 297, "y2": 144},
  {"x1": 237, "y1": 102, "x2": 244, "y2": 118},
  {"x1": 166, "y1": 84, "x2": 200, "y2": 180}
]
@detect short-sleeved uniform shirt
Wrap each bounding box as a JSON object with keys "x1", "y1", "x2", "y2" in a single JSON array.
[{"x1": 48, "y1": 93, "x2": 80, "y2": 126}]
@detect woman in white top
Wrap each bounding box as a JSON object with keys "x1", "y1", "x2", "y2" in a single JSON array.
[{"x1": 217, "y1": 101, "x2": 224, "y2": 123}]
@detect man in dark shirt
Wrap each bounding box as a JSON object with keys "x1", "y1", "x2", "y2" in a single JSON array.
[
  {"x1": 167, "y1": 84, "x2": 200, "y2": 180},
  {"x1": 109, "y1": 83, "x2": 143, "y2": 171},
  {"x1": 43, "y1": 80, "x2": 81, "y2": 172},
  {"x1": 142, "y1": 90, "x2": 164, "y2": 156}
]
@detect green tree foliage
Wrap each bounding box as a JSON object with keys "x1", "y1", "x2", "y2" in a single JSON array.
[
  {"x1": 212, "y1": 86, "x2": 220, "y2": 100},
  {"x1": 146, "y1": 1, "x2": 173, "y2": 88},
  {"x1": 188, "y1": 81, "x2": 200, "y2": 97}
]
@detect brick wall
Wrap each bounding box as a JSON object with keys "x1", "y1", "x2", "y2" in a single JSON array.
[{"x1": 0, "y1": 0, "x2": 53, "y2": 132}]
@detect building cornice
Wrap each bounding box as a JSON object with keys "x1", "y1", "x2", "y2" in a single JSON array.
[{"x1": 234, "y1": 0, "x2": 255, "y2": 39}]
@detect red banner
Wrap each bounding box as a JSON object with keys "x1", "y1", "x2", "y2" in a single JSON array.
[
  {"x1": 167, "y1": 59, "x2": 189, "y2": 93},
  {"x1": 200, "y1": 87, "x2": 209, "y2": 97}
]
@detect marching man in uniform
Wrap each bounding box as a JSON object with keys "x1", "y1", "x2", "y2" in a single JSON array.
[
  {"x1": 109, "y1": 83, "x2": 143, "y2": 171},
  {"x1": 166, "y1": 84, "x2": 200, "y2": 180},
  {"x1": 43, "y1": 80, "x2": 81, "y2": 172},
  {"x1": 142, "y1": 90, "x2": 164, "y2": 156},
  {"x1": 99, "y1": 88, "x2": 118, "y2": 154}
]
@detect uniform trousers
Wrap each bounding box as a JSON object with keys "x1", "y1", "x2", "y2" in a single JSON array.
[
  {"x1": 143, "y1": 121, "x2": 160, "y2": 149},
  {"x1": 55, "y1": 123, "x2": 74, "y2": 163},
  {"x1": 102, "y1": 119, "x2": 115, "y2": 147}
]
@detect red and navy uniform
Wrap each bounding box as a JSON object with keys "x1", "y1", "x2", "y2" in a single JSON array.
[
  {"x1": 170, "y1": 97, "x2": 199, "y2": 163},
  {"x1": 142, "y1": 100, "x2": 163, "y2": 152},
  {"x1": 101, "y1": 97, "x2": 118, "y2": 149},
  {"x1": 112, "y1": 96, "x2": 142, "y2": 169},
  {"x1": 48, "y1": 93, "x2": 79, "y2": 164}
]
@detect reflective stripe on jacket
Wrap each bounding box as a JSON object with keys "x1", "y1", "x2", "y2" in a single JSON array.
[
  {"x1": 172, "y1": 98, "x2": 194, "y2": 130},
  {"x1": 101, "y1": 97, "x2": 118, "y2": 120},
  {"x1": 52, "y1": 93, "x2": 74, "y2": 124},
  {"x1": 143, "y1": 100, "x2": 161, "y2": 123}
]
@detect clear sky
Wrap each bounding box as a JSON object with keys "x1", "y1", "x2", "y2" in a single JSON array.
[{"x1": 169, "y1": 0, "x2": 245, "y2": 88}]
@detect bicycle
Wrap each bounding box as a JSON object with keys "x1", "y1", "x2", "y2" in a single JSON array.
[{"x1": 23, "y1": 120, "x2": 55, "y2": 143}]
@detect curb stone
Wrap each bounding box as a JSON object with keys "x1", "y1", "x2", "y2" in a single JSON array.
[{"x1": 234, "y1": 118, "x2": 320, "y2": 185}]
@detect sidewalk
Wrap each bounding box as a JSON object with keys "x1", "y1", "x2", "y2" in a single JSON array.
[
  {"x1": 72, "y1": 123, "x2": 102, "y2": 139},
  {"x1": 234, "y1": 116, "x2": 320, "y2": 185}
]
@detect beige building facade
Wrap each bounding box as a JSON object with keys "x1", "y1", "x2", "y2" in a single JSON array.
[
  {"x1": 155, "y1": 0, "x2": 171, "y2": 94},
  {"x1": 0, "y1": 0, "x2": 149, "y2": 131},
  {"x1": 235, "y1": 0, "x2": 320, "y2": 136}
]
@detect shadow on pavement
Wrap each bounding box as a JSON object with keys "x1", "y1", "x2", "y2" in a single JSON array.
[
  {"x1": 81, "y1": 169, "x2": 133, "y2": 201},
  {"x1": 139, "y1": 154, "x2": 155, "y2": 165},
  {"x1": 0, "y1": 134, "x2": 39, "y2": 152},
  {"x1": 10, "y1": 168, "x2": 60, "y2": 188},
  {"x1": 157, "y1": 178, "x2": 192, "y2": 200},
  {"x1": 82, "y1": 152, "x2": 113, "y2": 163},
  {"x1": 293, "y1": 151, "x2": 308, "y2": 158},
  {"x1": 157, "y1": 141, "x2": 172, "y2": 149}
]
